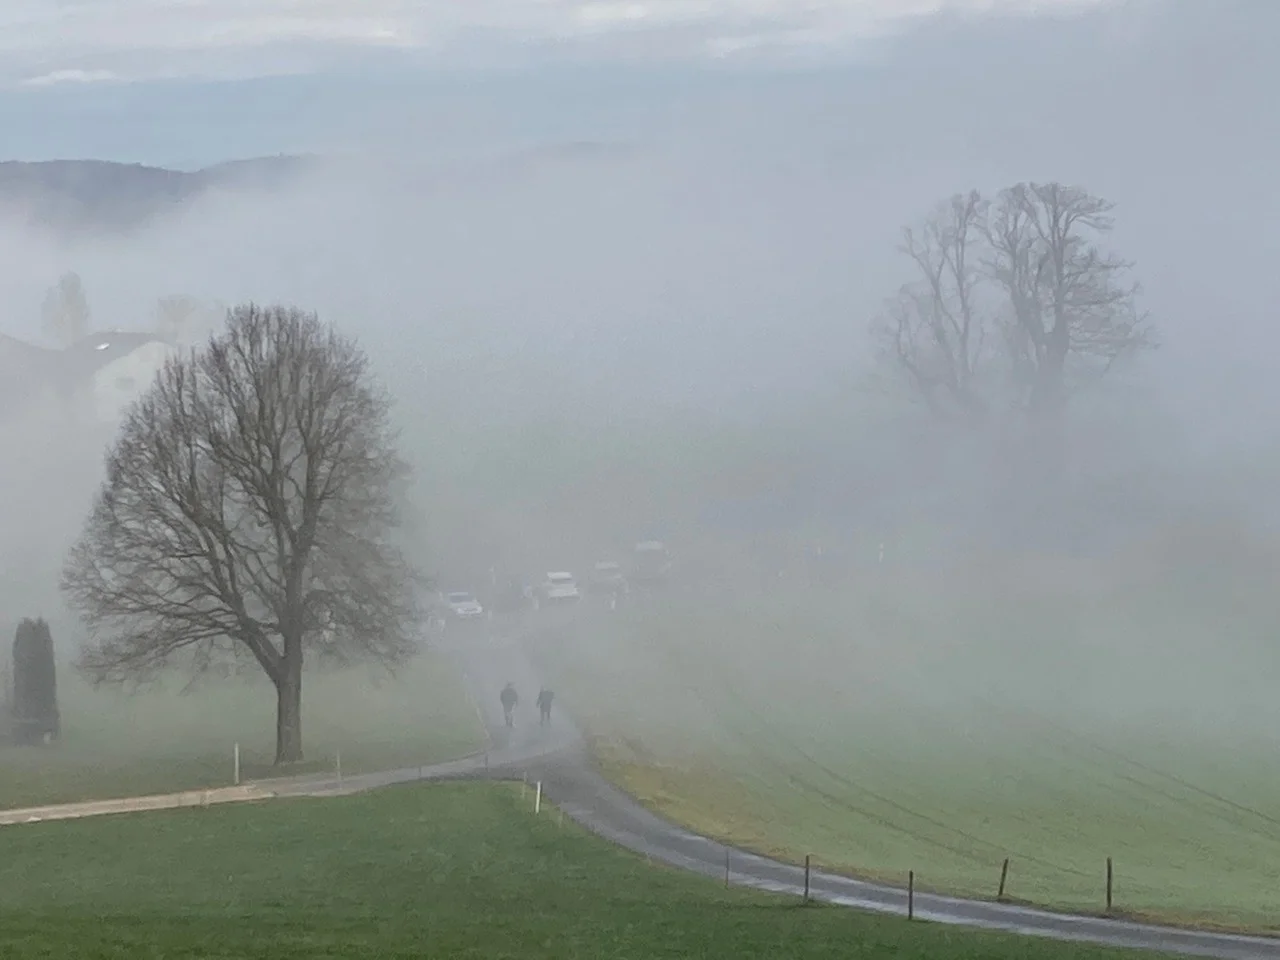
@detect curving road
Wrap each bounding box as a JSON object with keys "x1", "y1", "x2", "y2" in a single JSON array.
[{"x1": 4, "y1": 616, "x2": 1280, "y2": 959}]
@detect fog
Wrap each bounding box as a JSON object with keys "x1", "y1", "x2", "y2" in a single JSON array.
[{"x1": 2, "y1": 0, "x2": 1279, "y2": 764}]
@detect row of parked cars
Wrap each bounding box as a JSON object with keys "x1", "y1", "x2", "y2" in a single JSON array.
[{"x1": 434, "y1": 541, "x2": 673, "y2": 623}]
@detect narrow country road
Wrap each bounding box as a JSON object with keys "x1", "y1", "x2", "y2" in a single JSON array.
[{"x1": 4, "y1": 614, "x2": 1279, "y2": 959}]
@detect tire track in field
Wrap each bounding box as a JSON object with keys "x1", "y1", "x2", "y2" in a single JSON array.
[
  {"x1": 633, "y1": 616, "x2": 1095, "y2": 885},
  {"x1": 588, "y1": 616, "x2": 1012, "y2": 869},
  {"x1": 974, "y1": 698, "x2": 1280, "y2": 848}
]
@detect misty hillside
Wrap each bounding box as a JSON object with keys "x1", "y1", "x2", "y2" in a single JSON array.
[{"x1": 0, "y1": 155, "x2": 314, "y2": 233}]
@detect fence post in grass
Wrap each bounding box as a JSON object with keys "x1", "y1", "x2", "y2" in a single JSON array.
[
  {"x1": 233, "y1": 742, "x2": 240, "y2": 786},
  {"x1": 998, "y1": 858, "x2": 1009, "y2": 901},
  {"x1": 804, "y1": 855, "x2": 811, "y2": 902},
  {"x1": 1106, "y1": 857, "x2": 1113, "y2": 913},
  {"x1": 908, "y1": 871, "x2": 914, "y2": 920},
  {"x1": 724, "y1": 847, "x2": 730, "y2": 888},
  {"x1": 535, "y1": 781, "x2": 542, "y2": 815}
]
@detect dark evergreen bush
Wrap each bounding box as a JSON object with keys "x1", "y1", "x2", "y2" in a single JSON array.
[{"x1": 11, "y1": 618, "x2": 59, "y2": 745}]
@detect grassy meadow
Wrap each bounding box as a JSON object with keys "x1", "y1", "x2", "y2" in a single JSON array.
[
  {"x1": 528, "y1": 540, "x2": 1280, "y2": 932},
  {"x1": 0, "y1": 652, "x2": 487, "y2": 809},
  {"x1": 0, "y1": 781, "x2": 1176, "y2": 960}
]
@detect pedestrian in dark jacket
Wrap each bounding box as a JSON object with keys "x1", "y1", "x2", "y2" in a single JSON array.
[{"x1": 536, "y1": 688, "x2": 554, "y2": 726}]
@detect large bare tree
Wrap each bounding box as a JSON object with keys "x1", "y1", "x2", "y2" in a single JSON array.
[
  {"x1": 983, "y1": 182, "x2": 1154, "y2": 417},
  {"x1": 62, "y1": 303, "x2": 423, "y2": 764},
  {"x1": 877, "y1": 182, "x2": 1154, "y2": 423},
  {"x1": 873, "y1": 191, "x2": 992, "y2": 422}
]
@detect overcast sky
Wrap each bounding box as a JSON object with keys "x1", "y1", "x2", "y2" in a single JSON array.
[{"x1": 2, "y1": 1, "x2": 1110, "y2": 88}]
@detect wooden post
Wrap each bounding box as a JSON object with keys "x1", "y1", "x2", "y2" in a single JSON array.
[
  {"x1": 724, "y1": 848, "x2": 730, "y2": 888},
  {"x1": 908, "y1": 871, "x2": 914, "y2": 920},
  {"x1": 534, "y1": 781, "x2": 542, "y2": 814},
  {"x1": 804, "y1": 855, "x2": 811, "y2": 902},
  {"x1": 1106, "y1": 857, "x2": 1113, "y2": 912},
  {"x1": 998, "y1": 858, "x2": 1009, "y2": 901},
  {"x1": 233, "y1": 742, "x2": 240, "y2": 786}
]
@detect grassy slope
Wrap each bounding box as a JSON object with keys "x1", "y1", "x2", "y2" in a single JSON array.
[
  {"x1": 528, "y1": 575, "x2": 1280, "y2": 933},
  {"x1": 0, "y1": 782, "x2": 1173, "y2": 959},
  {"x1": 0, "y1": 652, "x2": 487, "y2": 808}
]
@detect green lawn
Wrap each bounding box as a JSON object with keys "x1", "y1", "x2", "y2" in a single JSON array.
[
  {"x1": 0, "y1": 652, "x2": 487, "y2": 809},
  {"x1": 527, "y1": 568, "x2": 1280, "y2": 933},
  {"x1": 0, "y1": 781, "x2": 1173, "y2": 959}
]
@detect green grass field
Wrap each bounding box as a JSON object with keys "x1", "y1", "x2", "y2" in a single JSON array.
[
  {"x1": 0, "y1": 652, "x2": 487, "y2": 809},
  {"x1": 0, "y1": 781, "x2": 1173, "y2": 959},
  {"x1": 529, "y1": 560, "x2": 1280, "y2": 933}
]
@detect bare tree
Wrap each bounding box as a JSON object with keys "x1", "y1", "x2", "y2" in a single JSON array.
[
  {"x1": 40, "y1": 271, "x2": 90, "y2": 347},
  {"x1": 61, "y1": 303, "x2": 424, "y2": 764},
  {"x1": 983, "y1": 182, "x2": 1154, "y2": 417},
  {"x1": 872, "y1": 191, "x2": 993, "y2": 422}
]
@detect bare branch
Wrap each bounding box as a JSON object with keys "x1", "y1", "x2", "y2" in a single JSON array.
[
  {"x1": 983, "y1": 182, "x2": 1155, "y2": 416},
  {"x1": 872, "y1": 190, "x2": 994, "y2": 422}
]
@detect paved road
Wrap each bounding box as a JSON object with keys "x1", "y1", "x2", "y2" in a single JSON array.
[{"x1": 5, "y1": 616, "x2": 1279, "y2": 958}]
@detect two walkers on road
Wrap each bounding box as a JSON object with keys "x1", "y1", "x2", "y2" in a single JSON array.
[{"x1": 499, "y1": 683, "x2": 555, "y2": 728}]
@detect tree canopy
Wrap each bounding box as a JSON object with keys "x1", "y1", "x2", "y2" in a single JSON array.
[
  {"x1": 62, "y1": 303, "x2": 424, "y2": 763},
  {"x1": 874, "y1": 181, "x2": 1155, "y2": 425}
]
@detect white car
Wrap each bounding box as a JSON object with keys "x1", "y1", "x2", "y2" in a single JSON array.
[
  {"x1": 540, "y1": 572, "x2": 581, "y2": 603},
  {"x1": 444, "y1": 591, "x2": 484, "y2": 620}
]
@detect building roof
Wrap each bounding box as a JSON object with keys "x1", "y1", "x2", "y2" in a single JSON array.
[{"x1": 0, "y1": 330, "x2": 172, "y2": 419}]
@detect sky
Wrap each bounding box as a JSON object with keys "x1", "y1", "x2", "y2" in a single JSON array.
[
  {"x1": 3, "y1": 1, "x2": 1109, "y2": 89},
  {"x1": 0, "y1": 0, "x2": 1124, "y2": 165}
]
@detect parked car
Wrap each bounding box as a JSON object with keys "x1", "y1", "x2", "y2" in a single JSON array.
[
  {"x1": 631, "y1": 540, "x2": 673, "y2": 583},
  {"x1": 588, "y1": 560, "x2": 629, "y2": 595},
  {"x1": 443, "y1": 591, "x2": 485, "y2": 620},
  {"x1": 539, "y1": 571, "x2": 581, "y2": 603}
]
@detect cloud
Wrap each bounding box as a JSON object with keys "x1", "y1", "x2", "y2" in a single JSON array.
[
  {"x1": 21, "y1": 68, "x2": 122, "y2": 88},
  {"x1": 1, "y1": 0, "x2": 1112, "y2": 85}
]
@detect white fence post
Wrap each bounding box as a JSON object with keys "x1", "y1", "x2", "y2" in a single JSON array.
[
  {"x1": 535, "y1": 781, "x2": 542, "y2": 815},
  {"x1": 233, "y1": 742, "x2": 241, "y2": 786}
]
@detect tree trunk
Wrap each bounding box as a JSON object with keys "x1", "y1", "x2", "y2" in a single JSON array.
[{"x1": 274, "y1": 665, "x2": 303, "y2": 765}]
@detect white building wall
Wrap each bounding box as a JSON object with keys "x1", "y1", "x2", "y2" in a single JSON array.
[{"x1": 90, "y1": 342, "x2": 176, "y2": 424}]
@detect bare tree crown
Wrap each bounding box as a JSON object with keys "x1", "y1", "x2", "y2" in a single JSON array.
[
  {"x1": 63, "y1": 304, "x2": 422, "y2": 689},
  {"x1": 875, "y1": 181, "x2": 1155, "y2": 422}
]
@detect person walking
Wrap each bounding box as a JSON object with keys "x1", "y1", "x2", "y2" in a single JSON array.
[
  {"x1": 536, "y1": 688, "x2": 554, "y2": 726},
  {"x1": 500, "y1": 682, "x2": 518, "y2": 728}
]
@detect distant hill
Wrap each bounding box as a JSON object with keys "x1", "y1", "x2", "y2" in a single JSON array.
[
  {"x1": 0, "y1": 155, "x2": 316, "y2": 234},
  {"x1": 0, "y1": 145, "x2": 642, "y2": 235}
]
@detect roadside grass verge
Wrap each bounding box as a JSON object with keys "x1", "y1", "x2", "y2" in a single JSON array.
[
  {"x1": 0, "y1": 652, "x2": 487, "y2": 809},
  {"x1": 527, "y1": 575, "x2": 1280, "y2": 934},
  {"x1": 0, "y1": 781, "x2": 1176, "y2": 959}
]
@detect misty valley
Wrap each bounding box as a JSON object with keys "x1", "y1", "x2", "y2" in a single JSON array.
[{"x1": 2, "y1": 5, "x2": 1279, "y2": 955}]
